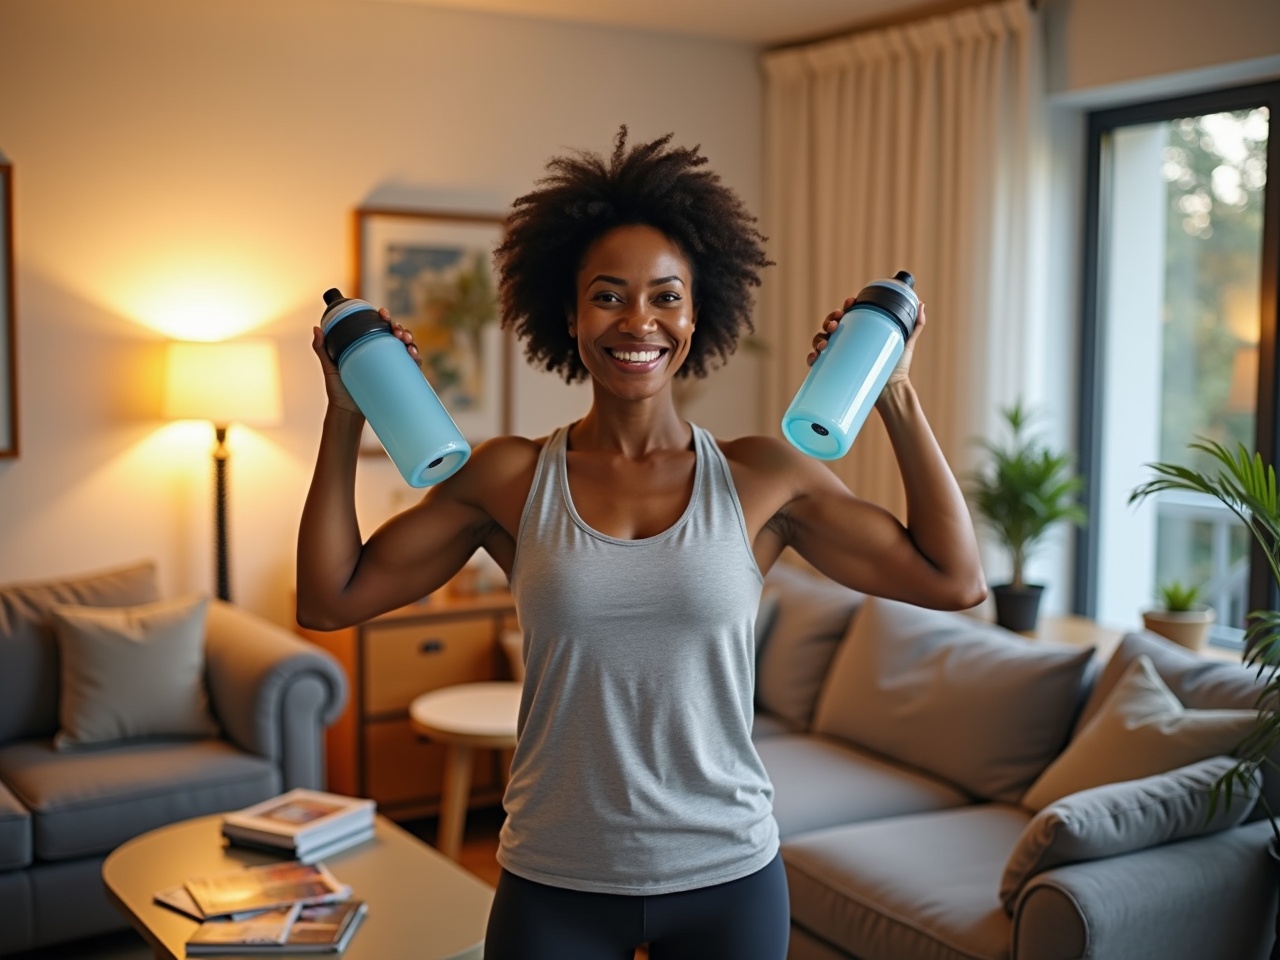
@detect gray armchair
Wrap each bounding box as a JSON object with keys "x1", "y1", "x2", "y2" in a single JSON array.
[{"x1": 0, "y1": 562, "x2": 348, "y2": 955}]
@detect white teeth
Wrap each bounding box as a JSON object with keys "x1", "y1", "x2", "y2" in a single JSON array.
[{"x1": 609, "y1": 349, "x2": 662, "y2": 363}]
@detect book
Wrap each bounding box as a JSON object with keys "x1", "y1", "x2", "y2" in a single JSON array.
[
  {"x1": 184, "y1": 901, "x2": 368, "y2": 955},
  {"x1": 226, "y1": 823, "x2": 377, "y2": 865},
  {"x1": 185, "y1": 903, "x2": 300, "y2": 953},
  {"x1": 184, "y1": 861, "x2": 351, "y2": 919},
  {"x1": 222, "y1": 789, "x2": 375, "y2": 851}
]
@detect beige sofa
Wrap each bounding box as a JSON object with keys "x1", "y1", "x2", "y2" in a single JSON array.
[
  {"x1": 0, "y1": 562, "x2": 348, "y2": 955},
  {"x1": 754, "y1": 561, "x2": 1276, "y2": 960}
]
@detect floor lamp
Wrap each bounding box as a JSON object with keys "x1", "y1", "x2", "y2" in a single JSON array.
[{"x1": 163, "y1": 340, "x2": 283, "y2": 602}]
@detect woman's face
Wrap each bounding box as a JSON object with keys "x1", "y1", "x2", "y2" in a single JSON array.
[{"x1": 570, "y1": 224, "x2": 696, "y2": 399}]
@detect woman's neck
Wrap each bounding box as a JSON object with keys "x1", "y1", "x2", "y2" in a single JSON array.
[{"x1": 571, "y1": 389, "x2": 691, "y2": 458}]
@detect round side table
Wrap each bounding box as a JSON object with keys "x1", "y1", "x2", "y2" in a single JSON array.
[{"x1": 409, "y1": 681, "x2": 521, "y2": 860}]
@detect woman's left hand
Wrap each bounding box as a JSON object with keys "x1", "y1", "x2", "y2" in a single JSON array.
[{"x1": 807, "y1": 300, "x2": 928, "y2": 386}]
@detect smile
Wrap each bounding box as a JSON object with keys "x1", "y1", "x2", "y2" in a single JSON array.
[{"x1": 607, "y1": 347, "x2": 667, "y2": 364}]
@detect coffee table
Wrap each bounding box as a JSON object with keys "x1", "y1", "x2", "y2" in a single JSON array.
[{"x1": 103, "y1": 813, "x2": 493, "y2": 960}]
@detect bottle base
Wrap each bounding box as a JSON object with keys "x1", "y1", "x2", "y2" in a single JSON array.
[
  {"x1": 405, "y1": 446, "x2": 471, "y2": 487},
  {"x1": 781, "y1": 415, "x2": 849, "y2": 459}
]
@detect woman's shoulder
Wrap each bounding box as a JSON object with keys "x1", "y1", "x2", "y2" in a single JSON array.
[{"x1": 711, "y1": 432, "x2": 806, "y2": 473}]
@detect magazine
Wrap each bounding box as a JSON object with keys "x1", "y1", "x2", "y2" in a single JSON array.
[
  {"x1": 225, "y1": 822, "x2": 377, "y2": 864},
  {"x1": 222, "y1": 789, "x2": 375, "y2": 851},
  {"x1": 153, "y1": 884, "x2": 268, "y2": 922},
  {"x1": 184, "y1": 901, "x2": 368, "y2": 955},
  {"x1": 185, "y1": 903, "x2": 300, "y2": 954},
  {"x1": 184, "y1": 861, "x2": 351, "y2": 919}
]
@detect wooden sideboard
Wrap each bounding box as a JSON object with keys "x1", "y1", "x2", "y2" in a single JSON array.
[{"x1": 296, "y1": 590, "x2": 519, "y2": 821}]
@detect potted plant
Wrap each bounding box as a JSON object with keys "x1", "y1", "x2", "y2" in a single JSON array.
[
  {"x1": 968, "y1": 400, "x2": 1087, "y2": 632},
  {"x1": 1128, "y1": 438, "x2": 1280, "y2": 847},
  {"x1": 1141, "y1": 579, "x2": 1217, "y2": 651}
]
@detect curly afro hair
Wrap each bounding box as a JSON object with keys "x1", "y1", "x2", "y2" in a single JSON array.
[{"x1": 495, "y1": 127, "x2": 772, "y2": 383}]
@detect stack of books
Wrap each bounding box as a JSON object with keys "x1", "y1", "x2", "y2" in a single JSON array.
[
  {"x1": 221, "y1": 789, "x2": 377, "y2": 863},
  {"x1": 154, "y1": 860, "x2": 368, "y2": 954}
]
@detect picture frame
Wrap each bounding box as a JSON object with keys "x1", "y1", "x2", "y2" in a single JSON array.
[
  {"x1": 0, "y1": 160, "x2": 16, "y2": 458},
  {"x1": 354, "y1": 207, "x2": 510, "y2": 452}
]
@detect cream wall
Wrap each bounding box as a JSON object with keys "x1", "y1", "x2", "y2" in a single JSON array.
[{"x1": 0, "y1": 0, "x2": 763, "y2": 625}]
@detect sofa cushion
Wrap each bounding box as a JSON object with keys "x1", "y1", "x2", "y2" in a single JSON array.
[
  {"x1": 756, "y1": 563, "x2": 865, "y2": 732},
  {"x1": 0, "y1": 561, "x2": 159, "y2": 743},
  {"x1": 1074, "y1": 630, "x2": 1280, "y2": 813},
  {"x1": 1022, "y1": 655, "x2": 1256, "y2": 810},
  {"x1": 0, "y1": 778, "x2": 31, "y2": 872},
  {"x1": 50, "y1": 595, "x2": 220, "y2": 750},
  {"x1": 757, "y1": 734, "x2": 970, "y2": 840},
  {"x1": 784, "y1": 805, "x2": 1029, "y2": 960},
  {"x1": 0, "y1": 739, "x2": 279, "y2": 861},
  {"x1": 812, "y1": 597, "x2": 1094, "y2": 802},
  {"x1": 1001, "y1": 755, "x2": 1259, "y2": 912}
]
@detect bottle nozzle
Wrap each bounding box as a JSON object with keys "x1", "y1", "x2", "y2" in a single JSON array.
[
  {"x1": 893, "y1": 271, "x2": 915, "y2": 289},
  {"x1": 323, "y1": 287, "x2": 345, "y2": 306}
]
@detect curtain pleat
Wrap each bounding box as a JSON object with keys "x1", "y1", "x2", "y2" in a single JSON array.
[{"x1": 761, "y1": 0, "x2": 1043, "y2": 519}]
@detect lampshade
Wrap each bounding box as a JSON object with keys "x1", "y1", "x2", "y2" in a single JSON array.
[{"x1": 164, "y1": 340, "x2": 283, "y2": 426}]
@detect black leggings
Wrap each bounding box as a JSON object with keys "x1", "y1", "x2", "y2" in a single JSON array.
[{"x1": 483, "y1": 853, "x2": 790, "y2": 960}]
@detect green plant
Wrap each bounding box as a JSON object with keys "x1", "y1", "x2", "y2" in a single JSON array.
[
  {"x1": 1128, "y1": 438, "x2": 1280, "y2": 842},
  {"x1": 1155, "y1": 579, "x2": 1205, "y2": 613},
  {"x1": 968, "y1": 400, "x2": 1088, "y2": 589}
]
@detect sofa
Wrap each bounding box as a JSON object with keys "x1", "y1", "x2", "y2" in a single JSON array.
[
  {"x1": 753, "y1": 560, "x2": 1277, "y2": 960},
  {"x1": 0, "y1": 561, "x2": 348, "y2": 955}
]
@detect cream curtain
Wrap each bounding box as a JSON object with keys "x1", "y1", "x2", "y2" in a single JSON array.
[{"x1": 761, "y1": 0, "x2": 1044, "y2": 519}]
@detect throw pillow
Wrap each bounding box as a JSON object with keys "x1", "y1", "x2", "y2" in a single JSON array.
[
  {"x1": 1021, "y1": 655, "x2": 1256, "y2": 810},
  {"x1": 51, "y1": 594, "x2": 220, "y2": 750},
  {"x1": 1000, "y1": 755, "x2": 1259, "y2": 912},
  {"x1": 755, "y1": 562, "x2": 865, "y2": 732},
  {"x1": 811, "y1": 597, "x2": 1095, "y2": 802},
  {"x1": 0, "y1": 560, "x2": 159, "y2": 742}
]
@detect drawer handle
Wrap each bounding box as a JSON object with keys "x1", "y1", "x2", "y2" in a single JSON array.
[{"x1": 419, "y1": 639, "x2": 445, "y2": 655}]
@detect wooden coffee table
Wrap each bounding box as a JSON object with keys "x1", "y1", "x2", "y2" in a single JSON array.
[{"x1": 103, "y1": 813, "x2": 494, "y2": 960}]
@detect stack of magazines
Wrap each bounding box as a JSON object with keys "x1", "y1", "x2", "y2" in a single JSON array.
[
  {"x1": 153, "y1": 861, "x2": 367, "y2": 954},
  {"x1": 221, "y1": 789, "x2": 377, "y2": 863}
]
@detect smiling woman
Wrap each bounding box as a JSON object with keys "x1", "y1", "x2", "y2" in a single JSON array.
[{"x1": 298, "y1": 126, "x2": 985, "y2": 960}]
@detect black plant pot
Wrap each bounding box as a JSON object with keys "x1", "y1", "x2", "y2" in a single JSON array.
[{"x1": 992, "y1": 583, "x2": 1045, "y2": 633}]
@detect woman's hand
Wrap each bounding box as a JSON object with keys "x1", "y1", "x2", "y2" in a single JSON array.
[
  {"x1": 806, "y1": 299, "x2": 928, "y2": 388},
  {"x1": 310, "y1": 308, "x2": 420, "y2": 414}
]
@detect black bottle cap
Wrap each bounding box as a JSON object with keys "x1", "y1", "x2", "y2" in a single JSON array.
[
  {"x1": 893, "y1": 271, "x2": 915, "y2": 289},
  {"x1": 853, "y1": 271, "x2": 920, "y2": 340},
  {"x1": 323, "y1": 287, "x2": 345, "y2": 306}
]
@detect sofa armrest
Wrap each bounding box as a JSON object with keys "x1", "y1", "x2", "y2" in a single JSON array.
[
  {"x1": 202, "y1": 601, "x2": 348, "y2": 792},
  {"x1": 1012, "y1": 819, "x2": 1274, "y2": 960}
]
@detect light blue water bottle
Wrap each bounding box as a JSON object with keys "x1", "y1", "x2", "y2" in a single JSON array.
[
  {"x1": 321, "y1": 288, "x2": 471, "y2": 487},
  {"x1": 781, "y1": 271, "x2": 920, "y2": 459}
]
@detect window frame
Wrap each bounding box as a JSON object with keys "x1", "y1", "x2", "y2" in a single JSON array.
[{"x1": 1074, "y1": 80, "x2": 1280, "y2": 624}]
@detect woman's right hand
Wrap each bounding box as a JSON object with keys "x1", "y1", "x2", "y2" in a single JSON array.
[{"x1": 310, "y1": 308, "x2": 421, "y2": 414}]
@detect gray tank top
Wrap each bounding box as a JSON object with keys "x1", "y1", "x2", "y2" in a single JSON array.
[{"x1": 498, "y1": 422, "x2": 778, "y2": 895}]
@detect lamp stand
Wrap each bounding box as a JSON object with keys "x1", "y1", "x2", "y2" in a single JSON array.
[{"x1": 213, "y1": 425, "x2": 230, "y2": 603}]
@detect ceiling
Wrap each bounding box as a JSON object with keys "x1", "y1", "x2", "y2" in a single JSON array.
[{"x1": 362, "y1": 0, "x2": 936, "y2": 46}]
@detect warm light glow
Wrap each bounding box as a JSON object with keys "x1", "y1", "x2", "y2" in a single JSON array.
[{"x1": 164, "y1": 340, "x2": 284, "y2": 426}]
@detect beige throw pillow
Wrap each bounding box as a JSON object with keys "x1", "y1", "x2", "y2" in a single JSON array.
[
  {"x1": 811, "y1": 597, "x2": 1095, "y2": 802},
  {"x1": 51, "y1": 595, "x2": 220, "y2": 750},
  {"x1": 1021, "y1": 655, "x2": 1256, "y2": 811}
]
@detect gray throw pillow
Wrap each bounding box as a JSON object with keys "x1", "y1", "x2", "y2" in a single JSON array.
[
  {"x1": 755, "y1": 562, "x2": 864, "y2": 732},
  {"x1": 51, "y1": 594, "x2": 220, "y2": 749},
  {"x1": 0, "y1": 560, "x2": 159, "y2": 742},
  {"x1": 811, "y1": 597, "x2": 1095, "y2": 802},
  {"x1": 1000, "y1": 755, "x2": 1259, "y2": 912}
]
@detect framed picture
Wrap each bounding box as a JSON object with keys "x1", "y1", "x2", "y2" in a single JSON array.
[
  {"x1": 354, "y1": 207, "x2": 510, "y2": 451},
  {"x1": 0, "y1": 160, "x2": 15, "y2": 458}
]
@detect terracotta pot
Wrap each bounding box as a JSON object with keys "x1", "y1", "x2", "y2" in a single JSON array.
[
  {"x1": 992, "y1": 583, "x2": 1045, "y2": 633},
  {"x1": 1141, "y1": 606, "x2": 1215, "y2": 652}
]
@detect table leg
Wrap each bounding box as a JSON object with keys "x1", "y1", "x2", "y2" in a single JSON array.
[{"x1": 438, "y1": 744, "x2": 473, "y2": 860}]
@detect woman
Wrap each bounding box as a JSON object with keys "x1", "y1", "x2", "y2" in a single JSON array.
[{"x1": 297, "y1": 128, "x2": 986, "y2": 960}]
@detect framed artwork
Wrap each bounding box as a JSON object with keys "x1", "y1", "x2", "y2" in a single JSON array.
[
  {"x1": 0, "y1": 160, "x2": 15, "y2": 458},
  {"x1": 354, "y1": 207, "x2": 510, "y2": 451}
]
